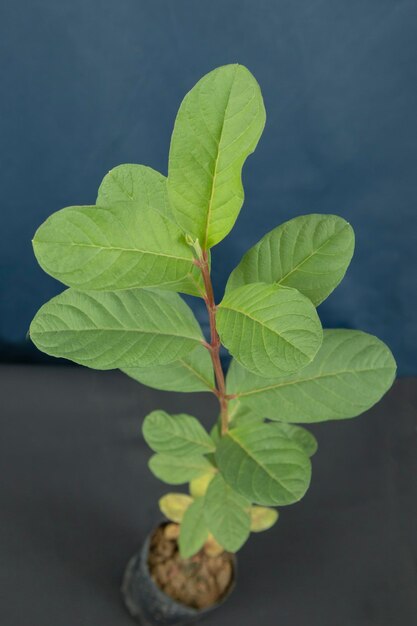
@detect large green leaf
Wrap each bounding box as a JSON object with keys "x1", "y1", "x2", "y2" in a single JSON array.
[
  {"x1": 149, "y1": 453, "x2": 214, "y2": 484},
  {"x1": 217, "y1": 282, "x2": 323, "y2": 377},
  {"x1": 142, "y1": 410, "x2": 215, "y2": 456},
  {"x1": 226, "y1": 214, "x2": 355, "y2": 305},
  {"x1": 179, "y1": 497, "x2": 209, "y2": 558},
  {"x1": 121, "y1": 344, "x2": 214, "y2": 392},
  {"x1": 30, "y1": 288, "x2": 203, "y2": 369},
  {"x1": 215, "y1": 423, "x2": 311, "y2": 506},
  {"x1": 204, "y1": 474, "x2": 251, "y2": 552},
  {"x1": 32, "y1": 202, "x2": 196, "y2": 292},
  {"x1": 168, "y1": 64, "x2": 266, "y2": 249},
  {"x1": 227, "y1": 330, "x2": 396, "y2": 422},
  {"x1": 96, "y1": 164, "x2": 205, "y2": 297}
]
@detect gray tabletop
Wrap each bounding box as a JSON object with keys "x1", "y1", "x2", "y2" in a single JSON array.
[{"x1": 1, "y1": 365, "x2": 416, "y2": 626}]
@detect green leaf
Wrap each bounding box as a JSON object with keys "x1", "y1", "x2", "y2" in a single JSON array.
[
  {"x1": 142, "y1": 410, "x2": 215, "y2": 456},
  {"x1": 95, "y1": 164, "x2": 205, "y2": 297},
  {"x1": 179, "y1": 498, "x2": 209, "y2": 558},
  {"x1": 121, "y1": 344, "x2": 214, "y2": 392},
  {"x1": 96, "y1": 164, "x2": 172, "y2": 219},
  {"x1": 226, "y1": 214, "x2": 355, "y2": 305},
  {"x1": 159, "y1": 493, "x2": 193, "y2": 522},
  {"x1": 165, "y1": 266, "x2": 205, "y2": 299},
  {"x1": 168, "y1": 64, "x2": 266, "y2": 249},
  {"x1": 227, "y1": 329, "x2": 397, "y2": 422},
  {"x1": 204, "y1": 474, "x2": 251, "y2": 552},
  {"x1": 228, "y1": 401, "x2": 263, "y2": 428},
  {"x1": 209, "y1": 421, "x2": 221, "y2": 448},
  {"x1": 217, "y1": 282, "x2": 323, "y2": 377},
  {"x1": 149, "y1": 454, "x2": 214, "y2": 484},
  {"x1": 32, "y1": 203, "x2": 197, "y2": 292},
  {"x1": 271, "y1": 423, "x2": 318, "y2": 457},
  {"x1": 227, "y1": 398, "x2": 316, "y2": 456},
  {"x1": 215, "y1": 423, "x2": 311, "y2": 506},
  {"x1": 29, "y1": 288, "x2": 203, "y2": 369},
  {"x1": 249, "y1": 506, "x2": 279, "y2": 532}
]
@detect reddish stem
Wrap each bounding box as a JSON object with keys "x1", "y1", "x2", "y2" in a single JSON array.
[{"x1": 198, "y1": 250, "x2": 229, "y2": 435}]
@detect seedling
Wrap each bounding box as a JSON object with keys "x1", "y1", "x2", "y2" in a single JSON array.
[{"x1": 30, "y1": 64, "x2": 396, "y2": 562}]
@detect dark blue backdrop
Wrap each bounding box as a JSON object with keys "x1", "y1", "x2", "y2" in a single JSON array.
[{"x1": 1, "y1": 0, "x2": 416, "y2": 374}]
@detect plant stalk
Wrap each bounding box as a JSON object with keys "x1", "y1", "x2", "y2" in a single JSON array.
[{"x1": 197, "y1": 250, "x2": 229, "y2": 435}]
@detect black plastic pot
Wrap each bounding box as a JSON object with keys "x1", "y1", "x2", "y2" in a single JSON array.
[{"x1": 121, "y1": 526, "x2": 236, "y2": 626}]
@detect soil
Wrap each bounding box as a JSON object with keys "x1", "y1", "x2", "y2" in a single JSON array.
[{"x1": 148, "y1": 524, "x2": 234, "y2": 610}]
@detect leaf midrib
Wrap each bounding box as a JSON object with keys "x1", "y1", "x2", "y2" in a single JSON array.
[
  {"x1": 158, "y1": 424, "x2": 214, "y2": 452},
  {"x1": 275, "y1": 224, "x2": 350, "y2": 286},
  {"x1": 178, "y1": 358, "x2": 214, "y2": 389},
  {"x1": 202, "y1": 65, "x2": 238, "y2": 249},
  {"x1": 227, "y1": 431, "x2": 300, "y2": 499},
  {"x1": 108, "y1": 168, "x2": 134, "y2": 200},
  {"x1": 32, "y1": 326, "x2": 203, "y2": 341},
  {"x1": 235, "y1": 366, "x2": 394, "y2": 398},
  {"x1": 35, "y1": 240, "x2": 192, "y2": 263},
  {"x1": 220, "y1": 301, "x2": 313, "y2": 358}
]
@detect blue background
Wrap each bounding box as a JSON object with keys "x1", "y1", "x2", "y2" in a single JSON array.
[{"x1": 1, "y1": 0, "x2": 416, "y2": 374}]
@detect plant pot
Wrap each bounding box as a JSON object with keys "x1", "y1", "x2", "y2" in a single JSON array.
[{"x1": 121, "y1": 524, "x2": 236, "y2": 626}]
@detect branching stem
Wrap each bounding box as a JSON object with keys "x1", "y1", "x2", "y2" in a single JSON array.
[{"x1": 196, "y1": 250, "x2": 229, "y2": 435}]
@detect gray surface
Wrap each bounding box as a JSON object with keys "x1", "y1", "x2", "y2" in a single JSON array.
[{"x1": 1, "y1": 365, "x2": 417, "y2": 625}]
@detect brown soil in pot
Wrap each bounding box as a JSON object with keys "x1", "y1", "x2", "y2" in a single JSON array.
[{"x1": 148, "y1": 524, "x2": 234, "y2": 610}]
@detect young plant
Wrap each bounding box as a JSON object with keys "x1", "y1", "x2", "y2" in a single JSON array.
[{"x1": 30, "y1": 64, "x2": 396, "y2": 560}]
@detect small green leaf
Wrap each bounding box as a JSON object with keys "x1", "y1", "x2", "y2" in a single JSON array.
[
  {"x1": 216, "y1": 423, "x2": 311, "y2": 506},
  {"x1": 159, "y1": 493, "x2": 193, "y2": 522},
  {"x1": 165, "y1": 266, "x2": 206, "y2": 299},
  {"x1": 227, "y1": 400, "x2": 316, "y2": 456},
  {"x1": 96, "y1": 164, "x2": 172, "y2": 219},
  {"x1": 217, "y1": 282, "x2": 323, "y2": 377},
  {"x1": 226, "y1": 214, "x2": 355, "y2": 305},
  {"x1": 228, "y1": 401, "x2": 263, "y2": 428},
  {"x1": 149, "y1": 454, "x2": 214, "y2": 485},
  {"x1": 143, "y1": 410, "x2": 215, "y2": 456},
  {"x1": 271, "y1": 423, "x2": 318, "y2": 457},
  {"x1": 209, "y1": 421, "x2": 221, "y2": 448},
  {"x1": 168, "y1": 64, "x2": 266, "y2": 249},
  {"x1": 179, "y1": 498, "x2": 209, "y2": 558},
  {"x1": 29, "y1": 288, "x2": 203, "y2": 369},
  {"x1": 204, "y1": 474, "x2": 251, "y2": 552},
  {"x1": 249, "y1": 506, "x2": 279, "y2": 532},
  {"x1": 122, "y1": 344, "x2": 214, "y2": 392},
  {"x1": 228, "y1": 330, "x2": 397, "y2": 423}
]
